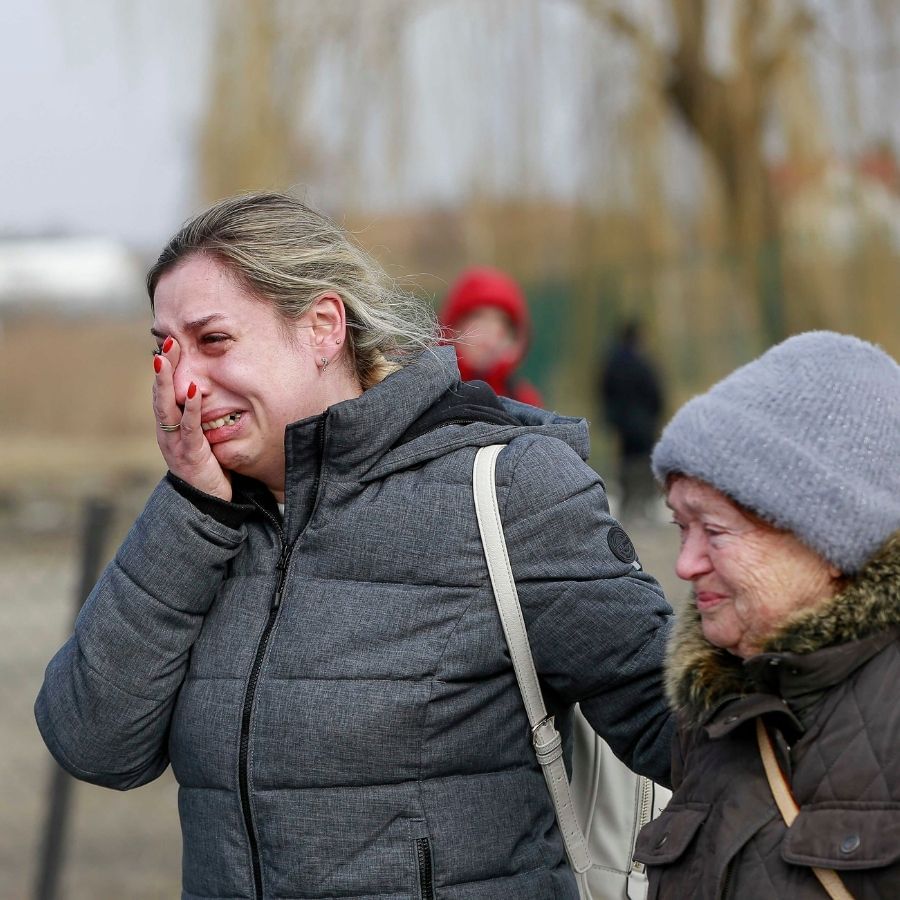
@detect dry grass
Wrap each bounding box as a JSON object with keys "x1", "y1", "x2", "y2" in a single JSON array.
[{"x1": 0, "y1": 316, "x2": 164, "y2": 508}]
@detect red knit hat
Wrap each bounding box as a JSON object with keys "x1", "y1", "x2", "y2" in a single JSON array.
[{"x1": 439, "y1": 267, "x2": 531, "y2": 338}]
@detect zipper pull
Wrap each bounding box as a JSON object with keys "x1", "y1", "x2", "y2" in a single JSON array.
[{"x1": 272, "y1": 544, "x2": 289, "y2": 610}]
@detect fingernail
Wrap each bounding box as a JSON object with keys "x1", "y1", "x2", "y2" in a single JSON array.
[
  {"x1": 162, "y1": 336, "x2": 174, "y2": 353},
  {"x1": 153, "y1": 355, "x2": 162, "y2": 374},
  {"x1": 187, "y1": 382, "x2": 197, "y2": 400}
]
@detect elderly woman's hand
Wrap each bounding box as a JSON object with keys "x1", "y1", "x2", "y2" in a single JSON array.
[{"x1": 152, "y1": 336, "x2": 233, "y2": 501}]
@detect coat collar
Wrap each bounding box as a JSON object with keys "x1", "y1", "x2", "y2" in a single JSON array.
[
  {"x1": 275, "y1": 346, "x2": 589, "y2": 528},
  {"x1": 666, "y1": 533, "x2": 900, "y2": 729},
  {"x1": 290, "y1": 345, "x2": 588, "y2": 483},
  {"x1": 282, "y1": 346, "x2": 461, "y2": 482}
]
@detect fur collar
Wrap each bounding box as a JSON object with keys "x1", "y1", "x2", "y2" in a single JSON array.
[{"x1": 666, "y1": 532, "x2": 900, "y2": 728}]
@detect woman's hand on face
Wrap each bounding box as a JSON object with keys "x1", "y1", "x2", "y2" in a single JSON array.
[{"x1": 153, "y1": 336, "x2": 233, "y2": 501}]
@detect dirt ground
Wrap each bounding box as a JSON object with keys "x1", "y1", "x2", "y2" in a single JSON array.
[
  {"x1": 1, "y1": 495, "x2": 682, "y2": 900},
  {"x1": 2, "y1": 517, "x2": 183, "y2": 900}
]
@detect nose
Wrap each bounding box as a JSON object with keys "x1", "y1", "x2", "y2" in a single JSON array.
[
  {"x1": 674, "y1": 529, "x2": 712, "y2": 582},
  {"x1": 172, "y1": 352, "x2": 204, "y2": 406}
]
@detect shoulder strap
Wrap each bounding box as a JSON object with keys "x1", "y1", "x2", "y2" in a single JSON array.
[
  {"x1": 473, "y1": 444, "x2": 592, "y2": 874},
  {"x1": 756, "y1": 720, "x2": 855, "y2": 900}
]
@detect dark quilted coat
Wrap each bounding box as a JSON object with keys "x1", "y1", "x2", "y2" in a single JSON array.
[
  {"x1": 635, "y1": 533, "x2": 900, "y2": 899},
  {"x1": 36, "y1": 347, "x2": 674, "y2": 900}
]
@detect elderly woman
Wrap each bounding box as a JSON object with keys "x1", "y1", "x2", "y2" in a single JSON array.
[
  {"x1": 36, "y1": 192, "x2": 674, "y2": 900},
  {"x1": 634, "y1": 331, "x2": 900, "y2": 899}
]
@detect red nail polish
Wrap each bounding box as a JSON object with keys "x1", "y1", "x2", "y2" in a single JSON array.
[
  {"x1": 153, "y1": 355, "x2": 162, "y2": 374},
  {"x1": 187, "y1": 382, "x2": 197, "y2": 400},
  {"x1": 162, "y1": 336, "x2": 174, "y2": 353}
]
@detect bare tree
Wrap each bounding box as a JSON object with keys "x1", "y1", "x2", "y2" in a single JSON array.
[{"x1": 571, "y1": 0, "x2": 825, "y2": 342}]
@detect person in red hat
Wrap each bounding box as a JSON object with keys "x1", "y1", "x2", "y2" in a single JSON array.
[{"x1": 440, "y1": 266, "x2": 543, "y2": 406}]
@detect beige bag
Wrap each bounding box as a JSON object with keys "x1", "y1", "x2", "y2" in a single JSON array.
[
  {"x1": 572, "y1": 716, "x2": 670, "y2": 899},
  {"x1": 473, "y1": 444, "x2": 671, "y2": 900}
]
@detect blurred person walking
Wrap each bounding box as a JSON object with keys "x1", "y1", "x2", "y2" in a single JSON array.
[
  {"x1": 635, "y1": 331, "x2": 900, "y2": 899},
  {"x1": 599, "y1": 320, "x2": 664, "y2": 520},
  {"x1": 439, "y1": 265, "x2": 543, "y2": 405},
  {"x1": 36, "y1": 192, "x2": 675, "y2": 900}
]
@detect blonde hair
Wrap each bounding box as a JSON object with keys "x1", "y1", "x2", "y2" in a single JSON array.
[{"x1": 147, "y1": 192, "x2": 439, "y2": 389}]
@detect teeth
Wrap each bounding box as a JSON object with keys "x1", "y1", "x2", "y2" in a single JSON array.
[{"x1": 202, "y1": 412, "x2": 242, "y2": 432}]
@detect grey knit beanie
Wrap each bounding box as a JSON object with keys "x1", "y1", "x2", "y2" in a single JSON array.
[{"x1": 652, "y1": 331, "x2": 900, "y2": 573}]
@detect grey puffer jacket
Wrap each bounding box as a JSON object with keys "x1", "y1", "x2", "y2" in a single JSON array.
[
  {"x1": 36, "y1": 347, "x2": 674, "y2": 900},
  {"x1": 635, "y1": 533, "x2": 900, "y2": 899}
]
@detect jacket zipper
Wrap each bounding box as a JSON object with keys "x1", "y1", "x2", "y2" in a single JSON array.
[
  {"x1": 239, "y1": 535, "x2": 291, "y2": 900},
  {"x1": 631, "y1": 776, "x2": 654, "y2": 874},
  {"x1": 720, "y1": 859, "x2": 735, "y2": 899},
  {"x1": 415, "y1": 837, "x2": 435, "y2": 900},
  {"x1": 237, "y1": 417, "x2": 327, "y2": 899}
]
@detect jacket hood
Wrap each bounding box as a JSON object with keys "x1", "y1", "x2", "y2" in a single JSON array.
[
  {"x1": 284, "y1": 346, "x2": 588, "y2": 486},
  {"x1": 666, "y1": 532, "x2": 900, "y2": 728}
]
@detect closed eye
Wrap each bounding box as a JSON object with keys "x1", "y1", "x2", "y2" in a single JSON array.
[
  {"x1": 201, "y1": 333, "x2": 231, "y2": 347},
  {"x1": 670, "y1": 519, "x2": 687, "y2": 546}
]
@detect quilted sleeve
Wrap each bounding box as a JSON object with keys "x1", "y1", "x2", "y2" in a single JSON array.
[
  {"x1": 34, "y1": 478, "x2": 247, "y2": 789},
  {"x1": 498, "y1": 436, "x2": 676, "y2": 785}
]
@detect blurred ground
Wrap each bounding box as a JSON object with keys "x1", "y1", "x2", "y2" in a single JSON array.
[
  {"x1": 2, "y1": 487, "x2": 682, "y2": 899},
  {"x1": 2, "y1": 515, "x2": 182, "y2": 900}
]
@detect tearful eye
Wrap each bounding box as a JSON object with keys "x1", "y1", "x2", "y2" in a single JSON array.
[{"x1": 201, "y1": 333, "x2": 231, "y2": 346}]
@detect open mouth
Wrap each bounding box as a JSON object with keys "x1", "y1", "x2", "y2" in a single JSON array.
[{"x1": 201, "y1": 412, "x2": 243, "y2": 433}]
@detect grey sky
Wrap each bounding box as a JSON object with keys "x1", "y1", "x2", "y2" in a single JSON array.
[
  {"x1": 0, "y1": 1, "x2": 210, "y2": 250},
  {"x1": 1, "y1": 1, "x2": 897, "y2": 254},
  {"x1": 0, "y1": 0, "x2": 640, "y2": 250}
]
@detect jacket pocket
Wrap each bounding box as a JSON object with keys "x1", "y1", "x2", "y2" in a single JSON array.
[
  {"x1": 633, "y1": 804, "x2": 709, "y2": 866},
  {"x1": 409, "y1": 819, "x2": 435, "y2": 900},
  {"x1": 782, "y1": 803, "x2": 900, "y2": 870}
]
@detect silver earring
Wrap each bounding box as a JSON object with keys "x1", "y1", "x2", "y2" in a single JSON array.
[
  {"x1": 320, "y1": 356, "x2": 329, "y2": 369},
  {"x1": 335, "y1": 338, "x2": 342, "y2": 345}
]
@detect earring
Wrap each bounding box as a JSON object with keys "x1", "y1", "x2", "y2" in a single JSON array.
[
  {"x1": 335, "y1": 338, "x2": 342, "y2": 345},
  {"x1": 320, "y1": 356, "x2": 329, "y2": 369}
]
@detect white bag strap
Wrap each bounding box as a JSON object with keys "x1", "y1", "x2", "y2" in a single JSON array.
[{"x1": 473, "y1": 444, "x2": 593, "y2": 874}]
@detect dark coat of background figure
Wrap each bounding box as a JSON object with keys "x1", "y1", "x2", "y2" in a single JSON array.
[{"x1": 599, "y1": 321, "x2": 663, "y2": 518}]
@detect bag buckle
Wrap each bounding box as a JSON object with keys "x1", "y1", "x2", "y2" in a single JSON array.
[{"x1": 531, "y1": 714, "x2": 555, "y2": 742}]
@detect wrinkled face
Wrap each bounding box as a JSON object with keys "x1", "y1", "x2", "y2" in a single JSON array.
[
  {"x1": 455, "y1": 306, "x2": 521, "y2": 372},
  {"x1": 151, "y1": 254, "x2": 325, "y2": 491},
  {"x1": 667, "y1": 477, "x2": 840, "y2": 659}
]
